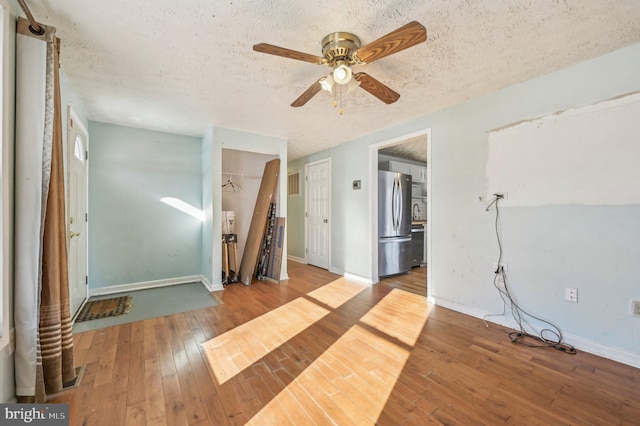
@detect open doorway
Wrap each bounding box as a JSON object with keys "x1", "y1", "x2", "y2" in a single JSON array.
[
  {"x1": 369, "y1": 129, "x2": 431, "y2": 299},
  {"x1": 221, "y1": 149, "x2": 278, "y2": 276}
]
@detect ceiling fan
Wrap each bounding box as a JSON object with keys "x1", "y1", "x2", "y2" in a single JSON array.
[{"x1": 253, "y1": 21, "x2": 427, "y2": 110}]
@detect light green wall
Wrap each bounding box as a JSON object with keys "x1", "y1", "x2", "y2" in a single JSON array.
[
  {"x1": 88, "y1": 122, "x2": 203, "y2": 289},
  {"x1": 289, "y1": 42, "x2": 640, "y2": 361},
  {"x1": 288, "y1": 137, "x2": 375, "y2": 277}
]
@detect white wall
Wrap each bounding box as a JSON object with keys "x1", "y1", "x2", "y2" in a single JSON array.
[
  {"x1": 288, "y1": 42, "x2": 640, "y2": 365},
  {"x1": 487, "y1": 93, "x2": 640, "y2": 206}
]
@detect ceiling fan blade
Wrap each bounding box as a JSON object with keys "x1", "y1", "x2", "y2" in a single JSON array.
[
  {"x1": 291, "y1": 80, "x2": 322, "y2": 107},
  {"x1": 354, "y1": 73, "x2": 400, "y2": 104},
  {"x1": 253, "y1": 43, "x2": 325, "y2": 65},
  {"x1": 354, "y1": 21, "x2": 426, "y2": 64}
]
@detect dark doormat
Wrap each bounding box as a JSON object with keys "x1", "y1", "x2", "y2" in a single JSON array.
[{"x1": 75, "y1": 296, "x2": 132, "y2": 322}]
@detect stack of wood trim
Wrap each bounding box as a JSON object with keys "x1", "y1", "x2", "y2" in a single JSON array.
[{"x1": 239, "y1": 159, "x2": 280, "y2": 285}]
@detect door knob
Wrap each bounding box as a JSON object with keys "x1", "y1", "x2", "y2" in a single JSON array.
[
  {"x1": 70, "y1": 232, "x2": 81, "y2": 238},
  {"x1": 323, "y1": 219, "x2": 328, "y2": 223}
]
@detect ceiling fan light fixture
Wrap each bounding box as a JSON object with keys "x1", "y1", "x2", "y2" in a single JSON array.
[
  {"x1": 319, "y1": 74, "x2": 334, "y2": 92},
  {"x1": 333, "y1": 61, "x2": 352, "y2": 85}
]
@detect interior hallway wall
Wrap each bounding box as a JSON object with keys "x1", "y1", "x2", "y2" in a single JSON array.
[{"x1": 88, "y1": 122, "x2": 203, "y2": 291}]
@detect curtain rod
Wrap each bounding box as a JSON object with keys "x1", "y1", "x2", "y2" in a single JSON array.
[{"x1": 17, "y1": 0, "x2": 44, "y2": 35}]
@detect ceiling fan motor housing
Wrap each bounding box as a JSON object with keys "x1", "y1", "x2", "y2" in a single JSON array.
[{"x1": 321, "y1": 32, "x2": 361, "y2": 65}]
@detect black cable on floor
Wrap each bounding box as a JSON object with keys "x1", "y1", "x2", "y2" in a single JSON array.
[{"x1": 485, "y1": 195, "x2": 576, "y2": 355}]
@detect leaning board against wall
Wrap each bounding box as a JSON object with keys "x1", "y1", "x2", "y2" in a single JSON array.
[{"x1": 487, "y1": 93, "x2": 640, "y2": 206}]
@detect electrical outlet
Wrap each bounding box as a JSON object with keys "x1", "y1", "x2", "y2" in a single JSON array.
[
  {"x1": 565, "y1": 287, "x2": 578, "y2": 303},
  {"x1": 496, "y1": 274, "x2": 505, "y2": 289},
  {"x1": 631, "y1": 300, "x2": 640, "y2": 317}
]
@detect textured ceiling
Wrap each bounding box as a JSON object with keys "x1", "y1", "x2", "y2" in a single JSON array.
[
  {"x1": 24, "y1": 0, "x2": 640, "y2": 160},
  {"x1": 379, "y1": 135, "x2": 427, "y2": 163}
]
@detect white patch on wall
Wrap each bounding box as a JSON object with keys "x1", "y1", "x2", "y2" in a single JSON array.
[{"x1": 487, "y1": 92, "x2": 640, "y2": 206}]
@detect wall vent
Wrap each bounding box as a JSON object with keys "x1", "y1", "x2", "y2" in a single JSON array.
[{"x1": 288, "y1": 171, "x2": 301, "y2": 197}]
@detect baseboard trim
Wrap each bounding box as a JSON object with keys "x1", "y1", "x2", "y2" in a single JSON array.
[
  {"x1": 559, "y1": 333, "x2": 640, "y2": 369},
  {"x1": 433, "y1": 296, "x2": 640, "y2": 369},
  {"x1": 287, "y1": 255, "x2": 306, "y2": 264},
  {"x1": 344, "y1": 272, "x2": 373, "y2": 285},
  {"x1": 90, "y1": 275, "x2": 209, "y2": 296},
  {"x1": 201, "y1": 275, "x2": 224, "y2": 292}
]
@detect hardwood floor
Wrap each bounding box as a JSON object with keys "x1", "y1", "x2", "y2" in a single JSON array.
[
  {"x1": 49, "y1": 261, "x2": 640, "y2": 425},
  {"x1": 380, "y1": 266, "x2": 427, "y2": 296}
]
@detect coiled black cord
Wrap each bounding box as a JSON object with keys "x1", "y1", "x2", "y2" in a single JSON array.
[{"x1": 486, "y1": 196, "x2": 576, "y2": 355}]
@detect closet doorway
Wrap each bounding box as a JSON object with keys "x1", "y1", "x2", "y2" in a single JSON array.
[{"x1": 221, "y1": 149, "x2": 278, "y2": 268}]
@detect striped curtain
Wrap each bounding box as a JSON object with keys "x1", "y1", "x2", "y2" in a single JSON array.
[{"x1": 15, "y1": 17, "x2": 75, "y2": 402}]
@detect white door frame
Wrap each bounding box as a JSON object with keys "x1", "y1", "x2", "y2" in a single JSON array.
[
  {"x1": 67, "y1": 106, "x2": 89, "y2": 318},
  {"x1": 369, "y1": 128, "x2": 432, "y2": 301},
  {"x1": 304, "y1": 158, "x2": 331, "y2": 270}
]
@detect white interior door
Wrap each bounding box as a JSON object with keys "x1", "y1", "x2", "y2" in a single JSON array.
[
  {"x1": 67, "y1": 109, "x2": 89, "y2": 318},
  {"x1": 305, "y1": 159, "x2": 330, "y2": 269}
]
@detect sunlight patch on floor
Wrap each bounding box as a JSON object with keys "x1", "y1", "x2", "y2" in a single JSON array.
[
  {"x1": 247, "y1": 289, "x2": 430, "y2": 425},
  {"x1": 306, "y1": 277, "x2": 369, "y2": 308},
  {"x1": 201, "y1": 278, "x2": 367, "y2": 385},
  {"x1": 359, "y1": 288, "x2": 429, "y2": 346}
]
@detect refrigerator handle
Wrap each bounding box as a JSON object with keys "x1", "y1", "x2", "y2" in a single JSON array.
[
  {"x1": 391, "y1": 176, "x2": 397, "y2": 232},
  {"x1": 393, "y1": 177, "x2": 400, "y2": 235},
  {"x1": 396, "y1": 176, "x2": 403, "y2": 231}
]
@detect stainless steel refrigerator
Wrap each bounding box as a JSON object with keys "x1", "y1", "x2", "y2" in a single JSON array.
[{"x1": 378, "y1": 170, "x2": 412, "y2": 276}]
